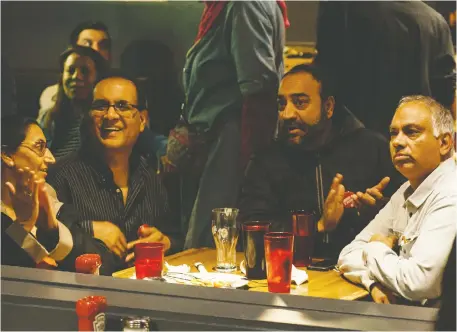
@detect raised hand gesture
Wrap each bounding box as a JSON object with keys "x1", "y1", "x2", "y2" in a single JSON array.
[
  {"x1": 352, "y1": 177, "x2": 390, "y2": 211},
  {"x1": 319, "y1": 173, "x2": 345, "y2": 232},
  {"x1": 4, "y1": 167, "x2": 44, "y2": 232}
]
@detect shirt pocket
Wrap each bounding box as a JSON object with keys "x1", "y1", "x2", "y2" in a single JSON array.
[{"x1": 398, "y1": 233, "x2": 419, "y2": 259}]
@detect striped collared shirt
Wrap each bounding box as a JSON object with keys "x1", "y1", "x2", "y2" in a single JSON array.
[{"x1": 47, "y1": 149, "x2": 182, "y2": 253}]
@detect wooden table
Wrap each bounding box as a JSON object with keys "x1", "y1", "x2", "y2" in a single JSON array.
[{"x1": 113, "y1": 248, "x2": 368, "y2": 301}]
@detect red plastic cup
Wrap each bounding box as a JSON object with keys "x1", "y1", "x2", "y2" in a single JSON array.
[
  {"x1": 242, "y1": 221, "x2": 271, "y2": 279},
  {"x1": 134, "y1": 243, "x2": 164, "y2": 279},
  {"x1": 264, "y1": 232, "x2": 294, "y2": 293},
  {"x1": 291, "y1": 211, "x2": 315, "y2": 267}
]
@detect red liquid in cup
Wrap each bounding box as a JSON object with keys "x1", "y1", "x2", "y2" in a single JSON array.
[
  {"x1": 135, "y1": 258, "x2": 163, "y2": 279},
  {"x1": 134, "y1": 243, "x2": 164, "y2": 279},
  {"x1": 266, "y1": 248, "x2": 293, "y2": 293},
  {"x1": 265, "y1": 232, "x2": 294, "y2": 294}
]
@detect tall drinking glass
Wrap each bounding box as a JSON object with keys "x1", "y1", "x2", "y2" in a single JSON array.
[
  {"x1": 134, "y1": 243, "x2": 164, "y2": 279},
  {"x1": 242, "y1": 221, "x2": 271, "y2": 279},
  {"x1": 291, "y1": 210, "x2": 316, "y2": 267},
  {"x1": 212, "y1": 208, "x2": 239, "y2": 272},
  {"x1": 264, "y1": 232, "x2": 294, "y2": 293}
]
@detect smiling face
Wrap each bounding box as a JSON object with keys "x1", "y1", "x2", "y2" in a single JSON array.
[
  {"x1": 2, "y1": 124, "x2": 55, "y2": 181},
  {"x1": 90, "y1": 77, "x2": 147, "y2": 152},
  {"x1": 389, "y1": 102, "x2": 444, "y2": 187},
  {"x1": 278, "y1": 71, "x2": 334, "y2": 150},
  {"x1": 62, "y1": 53, "x2": 97, "y2": 101}
]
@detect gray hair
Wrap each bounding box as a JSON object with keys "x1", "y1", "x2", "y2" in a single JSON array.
[{"x1": 397, "y1": 95, "x2": 455, "y2": 138}]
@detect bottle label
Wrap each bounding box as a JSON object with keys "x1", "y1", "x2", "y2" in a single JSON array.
[{"x1": 93, "y1": 313, "x2": 106, "y2": 331}]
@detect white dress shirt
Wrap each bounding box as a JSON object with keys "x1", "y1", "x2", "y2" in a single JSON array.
[{"x1": 338, "y1": 157, "x2": 457, "y2": 302}]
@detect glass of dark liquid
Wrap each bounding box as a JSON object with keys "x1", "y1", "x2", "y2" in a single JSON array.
[
  {"x1": 242, "y1": 221, "x2": 271, "y2": 279},
  {"x1": 291, "y1": 210, "x2": 316, "y2": 267}
]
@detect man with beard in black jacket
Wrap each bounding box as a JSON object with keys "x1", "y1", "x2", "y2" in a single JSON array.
[{"x1": 238, "y1": 63, "x2": 404, "y2": 259}]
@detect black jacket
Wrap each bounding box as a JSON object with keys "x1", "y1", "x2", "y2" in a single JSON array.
[
  {"x1": 1, "y1": 206, "x2": 119, "y2": 276},
  {"x1": 316, "y1": 1, "x2": 456, "y2": 138},
  {"x1": 239, "y1": 107, "x2": 404, "y2": 258}
]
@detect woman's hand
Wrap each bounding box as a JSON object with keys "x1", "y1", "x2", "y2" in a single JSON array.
[
  {"x1": 4, "y1": 167, "x2": 44, "y2": 232},
  {"x1": 36, "y1": 184, "x2": 59, "y2": 231}
]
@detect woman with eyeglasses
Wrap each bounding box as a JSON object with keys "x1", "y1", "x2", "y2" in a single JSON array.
[{"x1": 1, "y1": 114, "x2": 117, "y2": 273}]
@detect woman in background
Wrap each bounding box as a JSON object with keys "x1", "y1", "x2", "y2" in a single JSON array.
[{"x1": 37, "y1": 46, "x2": 108, "y2": 160}]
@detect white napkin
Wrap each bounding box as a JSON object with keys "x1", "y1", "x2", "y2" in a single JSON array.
[
  {"x1": 165, "y1": 262, "x2": 190, "y2": 273},
  {"x1": 130, "y1": 262, "x2": 190, "y2": 279},
  {"x1": 240, "y1": 260, "x2": 308, "y2": 285}
]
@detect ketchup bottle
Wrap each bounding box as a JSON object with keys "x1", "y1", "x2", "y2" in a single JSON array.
[
  {"x1": 75, "y1": 254, "x2": 102, "y2": 275},
  {"x1": 76, "y1": 295, "x2": 107, "y2": 331}
]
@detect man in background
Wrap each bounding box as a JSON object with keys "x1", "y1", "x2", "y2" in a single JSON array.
[
  {"x1": 316, "y1": 2, "x2": 456, "y2": 138},
  {"x1": 39, "y1": 21, "x2": 112, "y2": 111}
]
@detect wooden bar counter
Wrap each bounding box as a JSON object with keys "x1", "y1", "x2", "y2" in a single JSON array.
[{"x1": 113, "y1": 248, "x2": 368, "y2": 301}]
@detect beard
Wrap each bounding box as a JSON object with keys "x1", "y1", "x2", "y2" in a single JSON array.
[{"x1": 278, "y1": 107, "x2": 328, "y2": 148}]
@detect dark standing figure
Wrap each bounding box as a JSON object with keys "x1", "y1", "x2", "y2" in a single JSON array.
[
  {"x1": 316, "y1": 1, "x2": 456, "y2": 138},
  {"x1": 120, "y1": 40, "x2": 183, "y2": 136},
  {"x1": 436, "y1": 239, "x2": 456, "y2": 331},
  {"x1": 167, "y1": 1, "x2": 288, "y2": 249}
]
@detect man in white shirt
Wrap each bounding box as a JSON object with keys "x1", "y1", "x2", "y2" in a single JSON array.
[{"x1": 338, "y1": 95, "x2": 456, "y2": 305}]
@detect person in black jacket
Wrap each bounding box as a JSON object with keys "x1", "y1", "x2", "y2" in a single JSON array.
[
  {"x1": 1, "y1": 114, "x2": 117, "y2": 275},
  {"x1": 315, "y1": 1, "x2": 456, "y2": 139},
  {"x1": 238, "y1": 63, "x2": 404, "y2": 259}
]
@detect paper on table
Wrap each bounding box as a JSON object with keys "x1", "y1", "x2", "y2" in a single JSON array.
[
  {"x1": 130, "y1": 262, "x2": 190, "y2": 279},
  {"x1": 239, "y1": 260, "x2": 308, "y2": 285},
  {"x1": 165, "y1": 262, "x2": 190, "y2": 273}
]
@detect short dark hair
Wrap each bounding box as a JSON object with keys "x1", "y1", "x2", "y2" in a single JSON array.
[
  {"x1": 58, "y1": 45, "x2": 109, "y2": 75},
  {"x1": 69, "y1": 21, "x2": 111, "y2": 48},
  {"x1": 94, "y1": 69, "x2": 148, "y2": 110},
  {"x1": 1, "y1": 115, "x2": 40, "y2": 154},
  {"x1": 284, "y1": 63, "x2": 335, "y2": 101}
]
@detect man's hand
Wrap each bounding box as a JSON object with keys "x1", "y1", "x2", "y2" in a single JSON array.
[
  {"x1": 370, "y1": 283, "x2": 397, "y2": 304},
  {"x1": 318, "y1": 173, "x2": 345, "y2": 232},
  {"x1": 352, "y1": 177, "x2": 390, "y2": 210},
  {"x1": 125, "y1": 226, "x2": 171, "y2": 262},
  {"x1": 92, "y1": 221, "x2": 127, "y2": 258},
  {"x1": 369, "y1": 233, "x2": 398, "y2": 249}
]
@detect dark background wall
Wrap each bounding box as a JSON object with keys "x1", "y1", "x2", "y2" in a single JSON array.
[
  {"x1": 2, "y1": 1, "x2": 318, "y2": 70},
  {"x1": 1, "y1": 1, "x2": 318, "y2": 117}
]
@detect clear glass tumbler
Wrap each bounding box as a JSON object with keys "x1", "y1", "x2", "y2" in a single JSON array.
[{"x1": 212, "y1": 208, "x2": 239, "y2": 272}]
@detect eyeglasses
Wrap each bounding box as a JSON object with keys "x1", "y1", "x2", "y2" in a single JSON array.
[
  {"x1": 20, "y1": 140, "x2": 48, "y2": 157},
  {"x1": 90, "y1": 101, "x2": 139, "y2": 118}
]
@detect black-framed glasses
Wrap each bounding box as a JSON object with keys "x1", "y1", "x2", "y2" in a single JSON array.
[
  {"x1": 19, "y1": 140, "x2": 48, "y2": 157},
  {"x1": 90, "y1": 101, "x2": 139, "y2": 117}
]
